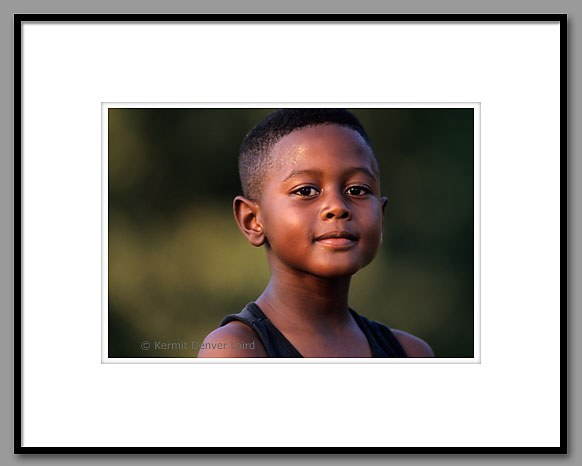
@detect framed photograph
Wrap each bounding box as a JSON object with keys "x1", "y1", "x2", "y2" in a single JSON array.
[
  {"x1": 16, "y1": 14, "x2": 566, "y2": 452},
  {"x1": 103, "y1": 103, "x2": 478, "y2": 363}
]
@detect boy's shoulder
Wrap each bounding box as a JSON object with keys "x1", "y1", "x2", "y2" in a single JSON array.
[
  {"x1": 197, "y1": 321, "x2": 268, "y2": 358},
  {"x1": 390, "y1": 329, "x2": 434, "y2": 357},
  {"x1": 358, "y1": 313, "x2": 434, "y2": 358}
]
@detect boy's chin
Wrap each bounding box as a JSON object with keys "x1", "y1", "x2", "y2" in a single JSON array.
[
  {"x1": 306, "y1": 261, "x2": 366, "y2": 279},
  {"x1": 273, "y1": 254, "x2": 374, "y2": 279}
]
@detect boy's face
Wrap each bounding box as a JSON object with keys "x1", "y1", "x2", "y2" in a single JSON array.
[{"x1": 257, "y1": 124, "x2": 386, "y2": 278}]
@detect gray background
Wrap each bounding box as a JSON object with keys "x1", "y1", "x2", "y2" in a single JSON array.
[{"x1": 1, "y1": 0, "x2": 578, "y2": 464}]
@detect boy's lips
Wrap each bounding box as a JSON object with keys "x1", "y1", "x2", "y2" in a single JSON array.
[{"x1": 314, "y1": 231, "x2": 358, "y2": 248}]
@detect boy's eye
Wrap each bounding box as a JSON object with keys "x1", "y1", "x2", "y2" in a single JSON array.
[
  {"x1": 293, "y1": 186, "x2": 319, "y2": 197},
  {"x1": 346, "y1": 186, "x2": 369, "y2": 196}
]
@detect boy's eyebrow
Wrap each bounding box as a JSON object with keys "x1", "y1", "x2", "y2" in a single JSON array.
[
  {"x1": 282, "y1": 167, "x2": 377, "y2": 182},
  {"x1": 282, "y1": 169, "x2": 322, "y2": 181},
  {"x1": 345, "y1": 167, "x2": 377, "y2": 180}
]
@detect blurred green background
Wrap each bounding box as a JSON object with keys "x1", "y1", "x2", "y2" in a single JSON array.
[{"x1": 108, "y1": 108, "x2": 474, "y2": 358}]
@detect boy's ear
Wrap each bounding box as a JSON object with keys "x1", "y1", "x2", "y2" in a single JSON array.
[
  {"x1": 380, "y1": 197, "x2": 388, "y2": 231},
  {"x1": 233, "y1": 196, "x2": 265, "y2": 247}
]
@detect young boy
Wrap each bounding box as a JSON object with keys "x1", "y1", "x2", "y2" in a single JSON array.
[{"x1": 198, "y1": 109, "x2": 433, "y2": 358}]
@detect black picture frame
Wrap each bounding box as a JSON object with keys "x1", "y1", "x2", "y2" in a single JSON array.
[{"x1": 14, "y1": 13, "x2": 567, "y2": 454}]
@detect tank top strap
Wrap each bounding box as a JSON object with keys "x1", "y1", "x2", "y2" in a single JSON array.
[
  {"x1": 219, "y1": 303, "x2": 303, "y2": 357},
  {"x1": 349, "y1": 309, "x2": 408, "y2": 357}
]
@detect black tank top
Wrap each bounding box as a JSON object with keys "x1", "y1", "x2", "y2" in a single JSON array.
[{"x1": 219, "y1": 302, "x2": 408, "y2": 358}]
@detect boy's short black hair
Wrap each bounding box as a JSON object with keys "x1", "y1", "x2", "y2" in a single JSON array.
[{"x1": 239, "y1": 108, "x2": 377, "y2": 201}]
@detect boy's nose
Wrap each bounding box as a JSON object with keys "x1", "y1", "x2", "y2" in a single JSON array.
[{"x1": 320, "y1": 194, "x2": 351, "y2": 220}]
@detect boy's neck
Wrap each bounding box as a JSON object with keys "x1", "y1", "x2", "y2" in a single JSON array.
[{"x1": 255, "y1": 265, "x2": 352, "y2": 333}]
